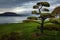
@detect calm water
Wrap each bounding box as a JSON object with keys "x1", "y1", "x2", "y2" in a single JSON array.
[
  {"x1": 0, "y1": 14, "x2": 40, "y2": 24},
  {"x1": 0, "y1": 16, "x2": 27, "y2": 24},
  {"x1": 0, "y1": 14, "x2": 39, "y2": 24}
]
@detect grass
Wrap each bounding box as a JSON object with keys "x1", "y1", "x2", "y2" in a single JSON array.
[
  {"x1": 0, "y1": 22, "x2": 39, "y2": 39},
  {"x1": 0, "y1": 21, "x2": 60, "y2": 40},
  {"x1": 0, "y1": 22, "x2": 39, "y2": 33}
]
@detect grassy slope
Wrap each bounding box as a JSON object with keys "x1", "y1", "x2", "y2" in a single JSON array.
[
  {"x1": 0, "y1": 22, "x2": 39, "y2": 33},
  {"x1": 0, "y1": 22, "x2": 60, "y2": 40}
]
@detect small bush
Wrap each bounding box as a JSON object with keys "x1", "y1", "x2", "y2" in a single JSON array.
[
  {"x1": 49, "y1": 18, "x2": 60, "y2": 24},
  {"x1": 0, "y1": 32, "x2": 25, "y2": 40},
  {"x1": 0, "y1": 34, "x2": 9, "y2": 40},
  {"x1": 27, "y1": 16, "x2": 38, "y2": 20},
  {"x1": 23, "y1": 20, "x2": 34, "y2": 23},
  {"x1": 44, "y1": 23, "x2": 60, "y2": 31}
]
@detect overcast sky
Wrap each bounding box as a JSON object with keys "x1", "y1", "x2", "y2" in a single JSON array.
[{"x1": 0, "y1": 0, "x2": 60, "y2": 14}]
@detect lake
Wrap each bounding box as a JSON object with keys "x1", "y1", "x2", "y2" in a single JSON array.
[
  {"x1": 0, "y1": 14, "x2": 39, "y2": 24},
  {"x1": 0, "y1": 16, "x2": 27, "y2": 24}
]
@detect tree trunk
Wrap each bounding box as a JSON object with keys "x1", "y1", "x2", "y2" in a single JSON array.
[
  {"x1": 59, "y1": 16, "x2": 60, "y2": 19},
  {"x1": 39, "y1": 6, "x2": 42, "y2": 14},
  {"x1": 40, "y1": 18, "x2": 45, "y2": 33},
  {"x1": 59, "y1": 14, "x2": 60, "y2": 19},
  {"x1": 39, "y1": 9, "x2": 41, "y2": 14}
]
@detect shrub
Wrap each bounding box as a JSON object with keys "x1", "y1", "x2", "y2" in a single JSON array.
[
  {"x1": 44, "y1": 23, "x2": 60, "y2": 31},
  {"x1": 23, "y1": 20, "x2": 34, "y2": 23},
  {"x1": 0, "y1": 32, "x2": 25, "y2": 40},
  {"x1": 27, "y1": 16, "x2": 38, "y2": 20},
  {"x1": 49, "y1": 18, "x2": 60, "y2": 24},
  {"x1": 0, "y1": 34, "x2": 9, "y2": 40}
]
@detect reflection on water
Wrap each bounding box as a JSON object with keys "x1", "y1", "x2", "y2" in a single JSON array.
[{"x1": 0, "y1": 16, "x2": 27, "y2": 24}]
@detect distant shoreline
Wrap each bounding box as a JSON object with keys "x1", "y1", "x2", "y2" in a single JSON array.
[{"x1": 0, "y1": 12, "x2": 29, "y2": 17}]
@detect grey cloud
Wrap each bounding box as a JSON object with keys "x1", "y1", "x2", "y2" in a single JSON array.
[
  {"x1": 0, "y1": 0, "x2": 38, "y2": 8},
  {"x1": 0, "y1": 0, "x2": 60, "y2": 8},
  {"x1": 0, "y1": 0, "x2": 60, "y2": 13}
]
